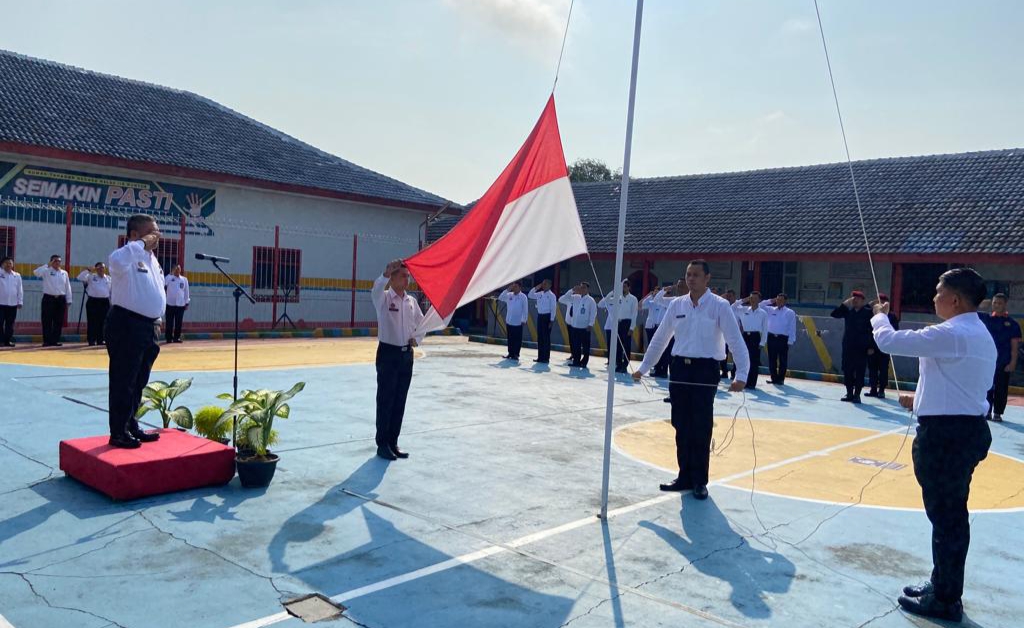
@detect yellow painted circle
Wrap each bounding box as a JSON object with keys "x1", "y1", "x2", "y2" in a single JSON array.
[
  {"x1": 614, "y1": 418, "x2": 1024, "y2": 511},
  {"x1": 0, "y1": 337, "x2": 415, "y2": 372}
]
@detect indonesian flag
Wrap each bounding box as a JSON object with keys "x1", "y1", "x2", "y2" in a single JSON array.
[{"x1": 407, "y1": 96, "x2": 588, "y2": 335}]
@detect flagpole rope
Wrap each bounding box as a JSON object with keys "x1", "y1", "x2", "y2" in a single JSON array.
[{"x1": 551, "y1": 0, "x2": 577, "y2": 94}]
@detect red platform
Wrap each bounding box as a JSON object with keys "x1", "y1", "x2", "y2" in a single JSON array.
[{"x1": 59, "y1": 429, "x2": 236, "y2": 500}]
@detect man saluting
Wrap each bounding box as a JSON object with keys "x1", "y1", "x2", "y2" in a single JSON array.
[{"x1": 371, "y1": 259, "x2": 425, "y2": 461}]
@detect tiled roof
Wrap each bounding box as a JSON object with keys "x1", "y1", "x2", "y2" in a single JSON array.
[
  {"x1": 429, "y1": 149, "x2": 1024, "y2": 255},
  {"x1": 0, "y1": 50, "x2": 448, "y2": 209}
]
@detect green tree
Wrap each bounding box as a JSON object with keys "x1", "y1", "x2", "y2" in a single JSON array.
[{"x1": 568, "y1": 158, "x2": 621, "y2": 182}]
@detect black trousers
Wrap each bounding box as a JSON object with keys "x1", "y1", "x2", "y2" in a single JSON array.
[
  {"x1": 106, "y1": 306, "x2": 160, "y2": 438},
  {"x1": 536, "y1": 313, "x2": 552, "y2": 362},
  {"x1": 165, "y1": 305, "x2": 186, "y2": 342},
  {"x1": 669, "y1": 357, "x2": 719, "y2": 486},
  {"x1": 605, "y1": 320, "x2": 632, "y2": 370},
  {"x1": 652, "y1": 328, "x2": 673, "y2": 378},
  {"x1": 506, "y1": 324, "x2": 523, "y2": 359},
  {"x1": 569, "y1": 326, "x2": 591, "y2": 367},
  {"x1": 913, "y1": 415, "x2": 991, "y2": 603},
  {"x1": 868, "y1": 349, "x2": 892, "y2": 394},
  {"x1": 842, "y1": 347, "x2": 868, "y2": 396},
  {"x1": 86, "y1": 297, "x2": 110, "y2": 345},
  {"x1": 767, "y1": 333, "x2": 789, "y2": 384},
  {"x1": 0, "y1": 304, "x2": 17, "y2": 345},
  {"x1": 988, "y1": 368, "x2": 1011, "y2": 416},
  {"x1": 41, "y1": 294, "x2": 66, "y2": 345},
  {"x1": 742, "y1": 332, "x2": 762, "y2": 389},
  {"x1": 375, "y1": 343, "x2": 414, "y2": 449}
]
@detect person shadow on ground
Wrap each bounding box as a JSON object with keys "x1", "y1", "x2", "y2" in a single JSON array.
[{"x1": 639, "y1": 497, "x2": 795, "y2": 620}]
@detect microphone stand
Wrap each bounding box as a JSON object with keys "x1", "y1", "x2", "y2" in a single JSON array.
[
  {"x1": 204, "y1": 258, "x2": 256, "y2": 450},
  {"x1": 272, "y1": 285, "x2": 296, "y2": 330}
]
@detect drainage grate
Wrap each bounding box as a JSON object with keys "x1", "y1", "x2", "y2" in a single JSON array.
[{"x1": 283, "y1": 594, "x2": 347, "y2": 623}]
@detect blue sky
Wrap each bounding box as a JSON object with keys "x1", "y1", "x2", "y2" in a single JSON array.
[{"x1": 3, "y1": 0, "x2": 1021, "y2": 203}]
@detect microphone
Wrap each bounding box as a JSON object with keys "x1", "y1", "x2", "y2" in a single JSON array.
[{"x1": 195, "y1": 253, "x2": 230, "y2": 263}]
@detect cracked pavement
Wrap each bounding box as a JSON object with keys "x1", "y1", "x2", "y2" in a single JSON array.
[{"x1": 2, "y1": 339, "x2": 1023, "y2": 627}]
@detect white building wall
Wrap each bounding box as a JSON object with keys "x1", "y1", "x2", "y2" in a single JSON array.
[{"x1": 1, "y1": 152, "x2": 428, "y2": 329}]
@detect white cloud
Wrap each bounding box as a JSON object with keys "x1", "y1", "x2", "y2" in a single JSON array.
[
  {"x1": 782, "y1": 17, "x2": 814, "y2": 34},
  {"x1": 443, "y1": 0, "x2": 571, "y2": 58}
]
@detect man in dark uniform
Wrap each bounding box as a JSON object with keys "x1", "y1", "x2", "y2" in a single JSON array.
[
  {"x1": 872, "y1": 267, "x2": 994, "y2": 622},
  {"x1": 831, "y1": 290, "x2": 873, "y2": 403},
  {"x1": 978, "y1": 293, "x2": 1021, "y2": 422},
  {"x1": 865, "y1": 293, "x2": 899, "y2": 399}
]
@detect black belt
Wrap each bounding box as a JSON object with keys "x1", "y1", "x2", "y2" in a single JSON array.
[
  {"x1": 917, "y1": 414, "x2": 985, "y2": 425},
  {"x1": 110, "y1": 305, "x2": 158, "y2": 324},
  {"x1": 42, "y1": 293, "x2": 66, "y2": 299},
  {"x1": 671, "y1": 356, "x2": 717, "y2": 365},
  {"x1": 88, "y1": 296, "x2": 110, "y2": 301},
  {"x1": 768, "y1": 333, "x2": 787, "y2": 338},
  {"x1": 379, "y1": 342, "x2": 413, "y2": 353},
  {"x1": 743, "y1": 331, "x2": 760, "y2": 337}
]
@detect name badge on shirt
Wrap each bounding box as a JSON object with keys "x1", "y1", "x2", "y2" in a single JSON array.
[
  {"x1": 676, "y1": 314, "x2": 686, "y2": 318},
  {"x1": 389, "y1": 304, "x2": 399, "y2": 312},
  {"x1": 136, "y1": 262, "x2": 149, "y2": 273}
]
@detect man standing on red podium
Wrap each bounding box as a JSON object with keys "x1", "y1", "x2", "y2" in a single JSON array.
[{"x1": 106, "y1": 214, "x2": 167, "y2": 449}]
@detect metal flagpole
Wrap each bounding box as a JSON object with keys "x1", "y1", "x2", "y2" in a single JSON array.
[{"x1": 600, "y1": 0, "x2": 644, "y2": 519}]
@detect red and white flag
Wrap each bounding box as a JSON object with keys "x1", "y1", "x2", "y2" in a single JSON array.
[{"x1": 406, "y1": 96, "x2": 588, "y2": 335}]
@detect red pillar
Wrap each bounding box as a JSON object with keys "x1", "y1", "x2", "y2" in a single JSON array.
[
  {"x1": 350, "y1": 235, "x2": 358, "y2": 327},
  {"x1": 891, "y1": 262, "x2": 903, "y2": 318},
  {"x1": 641, "y1": 260, "x2": 650, "y2": 295},
  {"x1": 271, "y1": 226, "x2": 280, "y2": 325},
  {"x1": 178, "y1": 213, "x2": 186, "y2": 270},
  {"x1": 64, "y1": 202, "x2": 72, "y2": 269},
  {"x1": 752, "y1": 261, "x2": 762, "y2": 292},
  {"x1": 553, "y1": 263, "x2": 561, "y2": 294}
]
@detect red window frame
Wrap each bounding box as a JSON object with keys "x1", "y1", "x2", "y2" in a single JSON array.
[
  {"x1": 251, "y1": 246, "x2": 301, "y2": 303},
  {"x1": 0, "y1": 226, "x2": 14, "y2": 260}
]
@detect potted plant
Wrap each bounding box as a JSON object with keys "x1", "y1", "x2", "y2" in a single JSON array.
[
  {"x1": 136, "y1": 378, "x2": 194, "y2": 430},
  {"x1": 194, "y1": 405, "x2": 231, "y2": 444},
  {"x1": 215, "y1": 382, "x2": 305, "y2": 488}
]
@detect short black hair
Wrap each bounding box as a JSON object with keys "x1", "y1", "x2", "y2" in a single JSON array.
[
  {"x1": 126, "y1": 214, "x2": 156, "y2": 238},
  {"x1": 750, "y1": 291, "x2": 761, "y2": 297},
  {"x1": 0, "y1": 256, "x2": 12, "y2": 265},
  {"x1": 725, "y1": 289, "x2": 735, "y2": 295},
  {"x1": 687, "y1": 259, "x2": 710, "y2": 275},
  {"x1": 580, "y1": 281, "x2": 590, "y2": 288},
  {"x1": 49, "y1": 254, "x2": 61, "y2": 262},
  {"x1": 939, "y1": 267, "x2": 987, "y2": 307},
  {"x1": 992, "y1": 292, "x2": 1008, "y2": 301},
  {"x1": 777, "y1": 293, "x2": 788, "y2": 299}
]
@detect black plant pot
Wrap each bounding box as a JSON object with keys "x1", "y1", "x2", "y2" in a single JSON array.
[{"x1": 236, "y1": 453, "x2": 279, "y2": 488}]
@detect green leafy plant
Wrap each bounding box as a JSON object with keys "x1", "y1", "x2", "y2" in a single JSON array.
[
  {"x1": 136, "y1": 378, "x2": 194, "y2": 430},
  {"x1": 237, "y1": 424, "x2": 278, "y2": 451},
  {"x1": 215, "y1": 382, "x2": 305, "y2": 458},
  {"x1": 194, "y1": 405, "x2": 230, "y2": 441}
]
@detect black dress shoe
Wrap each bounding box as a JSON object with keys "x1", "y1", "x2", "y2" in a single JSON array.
[
  {"x1": 659, "y1": 478, "x2": 693, "y2": 492},
  {"x1": 693, "y1": 485, "x2": 709, "y2": 500},
  {"x1": 130, "y1": 430, "x2": 160, "y2": 443},
  {"x1": 376, "y1": 445, "x2": 397, "y2": 461},
  {"x1": 663, "y1": 396, "x2": 672, "y2": 403},
  {"x1": 54, "y1": 342, "x2": 63, "y2": 347},
  {"x1": 840, "y1": 395, "x2": 855, "y2": 402},
  {"x1": 391, "y1": 446, "x2": 410, "y2": 459},
  {"x1": 877, "y1": 392, "x2": 886, "y2": 399},
  {"x1": 851, "y1": 396, "x2": 862, "y2": 404},
  {"x1": 902, "y1": 581, "x2": 933, "y2": 598},
  {"x1": 864, "y1": 390, "x2": 879, "y2": 398},
  {"x1": 109, "y1": 434, "x2": 141, "y2": 449},
  {"x1": 897, "y1": 593, "x2": 962, "y2": 622}
]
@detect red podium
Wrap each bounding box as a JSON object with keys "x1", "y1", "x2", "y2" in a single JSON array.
[{"x1": 59, "y1": 430, "x2": 236, "y2": 500}]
